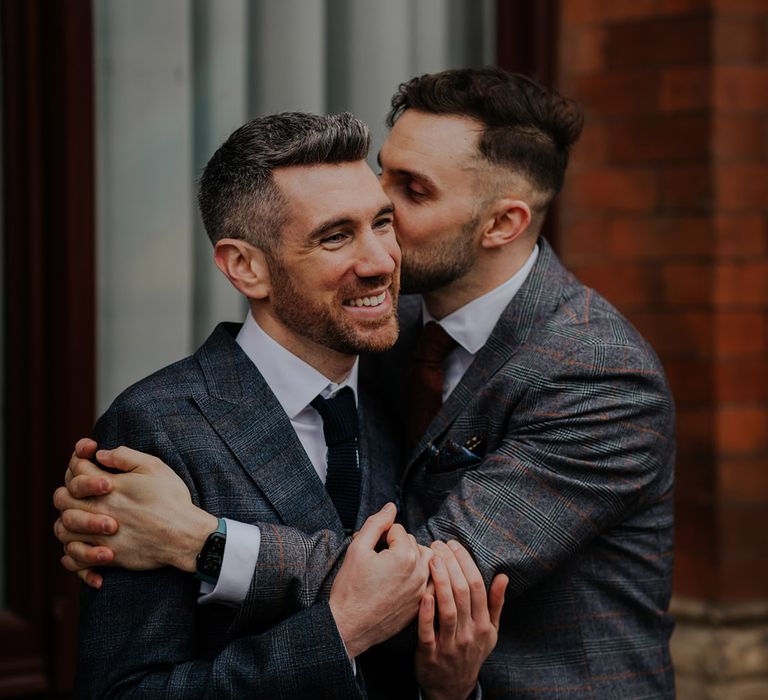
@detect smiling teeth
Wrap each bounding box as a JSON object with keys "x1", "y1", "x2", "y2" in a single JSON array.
[{"x1": 345, "y1": 292, "x2": 386, "y2": 308}]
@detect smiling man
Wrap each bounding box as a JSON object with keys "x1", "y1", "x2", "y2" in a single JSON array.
[
  {"x1": 257, "y1": 161, "x2": 399, "y2": 362},
  {"x1": 66, "y1": 111, "x2": 505, "y2": 699},
  {"x1": 58, "y1": 69, "x2": 675, "y2": 699}
]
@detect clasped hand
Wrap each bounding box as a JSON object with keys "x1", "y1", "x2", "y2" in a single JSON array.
[
  {"x1": 54, "y1": 438, "x2": 217, "y2": 586},
  {"x1": 53, "y1": 439, "x2": 507, "y2": 698}
]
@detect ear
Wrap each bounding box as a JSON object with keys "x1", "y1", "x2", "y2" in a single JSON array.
[
  {"x1": 480, "y1": 199, "x2": 532, "y2": 250},
  {"x1": 213, "y1": 238, "x2": 271, "y2": 300}
]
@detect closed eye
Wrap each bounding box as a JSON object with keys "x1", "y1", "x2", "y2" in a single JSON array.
[{"x1": 406, "y1": 185, "x2": 428, "y2": 200}]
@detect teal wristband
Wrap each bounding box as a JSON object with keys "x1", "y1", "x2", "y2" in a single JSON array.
[{"x1": 194, "y1": 518, "x2": 226, "y2": 584}]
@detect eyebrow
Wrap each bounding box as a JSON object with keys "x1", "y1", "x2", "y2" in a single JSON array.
[
  {"x1": 377, "y1": 152, "x2": 439, "y2": 191},
  {"x1": 307, "y1": 203, "x2": 395, "y2": 241},
  {"x1": 308, "y1": 217, "x2": 354, "y2": 241}
]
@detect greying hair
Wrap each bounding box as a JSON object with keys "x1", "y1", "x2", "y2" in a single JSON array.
[{"x1": 198, "y1": 112, "x2": 371, "y2": 251}]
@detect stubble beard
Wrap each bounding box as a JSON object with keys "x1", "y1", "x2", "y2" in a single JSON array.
[
  {"x1": 268, "y1": 260, "x2": 400, "y2": 356},
  {"x1": 400, "y1": 215, "x2": 479, "y2": 295}
]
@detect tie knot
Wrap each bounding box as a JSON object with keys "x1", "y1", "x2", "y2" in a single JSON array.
[
  {"x1": 413, "y1": 322, "x2": 457, "y2": 365},
  {"x1": 311, "y1": 386, "x2": 358, "y2": 446}
]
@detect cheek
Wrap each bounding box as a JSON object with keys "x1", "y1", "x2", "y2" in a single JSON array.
[
  {"x1": 303, "y1": 264, "x2": 346, "y2": 297},
  {"x1": 395, "y1": 212, "x2": 442, "y2": 250},
  {"x1": 394, "y1": 205, "x2": 429, "y2": 244},
  {"x1": 391, "y1": 203, "x2": 411, "y2": 237}
]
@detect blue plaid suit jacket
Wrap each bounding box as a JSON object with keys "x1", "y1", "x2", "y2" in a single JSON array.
[
  {"x1": 242, "y1": 239, "x2": 676, "y2": 699},
  {"x1": 76, "y1": 323, "x2": 400, "y2": 699}
]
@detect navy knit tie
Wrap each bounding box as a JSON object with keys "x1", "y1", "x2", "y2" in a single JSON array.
[{"x1": 311, "y1": 387, "x2": 360, "y2": 533}]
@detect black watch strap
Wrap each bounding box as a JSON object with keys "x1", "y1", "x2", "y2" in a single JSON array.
[{"x1": 194, "y1": 518, "x2": 226, "y2": 584}]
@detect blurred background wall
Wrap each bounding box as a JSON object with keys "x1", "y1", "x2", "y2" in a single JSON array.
[
  {"x1": 93, "y1": 0, "x2": 495, "y2": 412},
  {"x1": 555, "y1": 4, "x2": 768, "y2": 698},
  {"x1": 0, "y1": 0, "x2": 766, "y2": 697}
]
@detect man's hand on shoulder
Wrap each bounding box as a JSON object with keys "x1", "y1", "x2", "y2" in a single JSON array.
[
  {"x1": 329, "y1": 503, "x2": 432, "y2": 658},
  {"x1": 53, "y1": 438, "x2": 216, "y2": 588}
]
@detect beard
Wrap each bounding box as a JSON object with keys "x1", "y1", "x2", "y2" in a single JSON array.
[
  {"x1": 267, "y1": 259, "x2": 400, "y2": 356},
  {"x1": 400, "y1": 215, "x2": 480, "y2": 295}
]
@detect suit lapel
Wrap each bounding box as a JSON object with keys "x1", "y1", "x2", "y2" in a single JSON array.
[
  {"x1": 405, "y1": 239, "x2": 568, "y2": 470},
  {"x1": 192, "y1": 323, "x2": 343, "y2": 533}
]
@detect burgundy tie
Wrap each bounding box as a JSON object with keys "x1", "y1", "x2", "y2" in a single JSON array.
[{"x1": 406, "y1": 322, "x2": 458, "y2": 447}]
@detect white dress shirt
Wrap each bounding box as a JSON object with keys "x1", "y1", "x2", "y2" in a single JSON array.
[
  {"x1": 423, "y1": 244, "x2": 539, "y2": 399},
  {"x1": 198, "y1": 311, "x2": 358, "y2": 604},
  {"x1": 201, "y1": 244, "x2": 539, "y2": 606}
]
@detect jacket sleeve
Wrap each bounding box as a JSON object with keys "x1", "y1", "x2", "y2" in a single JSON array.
[
  {"x1": 235, "y1": 340, "x2": 674, "y2": 617},
  {"x1": 406, "y1": 342, "x2": 676, "y2": 593},
  {"x1": 76, "y1": 399, "x2": 364, "y2": 700}
]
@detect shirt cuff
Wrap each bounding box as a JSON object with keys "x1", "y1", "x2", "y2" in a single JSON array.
[{"x1": 198, "y1": 519, "x2": 261, "y2": 606}]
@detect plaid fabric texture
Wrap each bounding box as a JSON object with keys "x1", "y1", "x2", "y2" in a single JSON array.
[
  {"x1": 248, "y1": 239, "x2": 676, "y2": 699},
  {"x1": 77, "y1": 238, "x2": 675, "y2": 698},
  {"x1": 74, "y1": 324, "x2": 393, "y2": 699},
  {"x1": 390, "y1": 238, "x2": 676, "y2": 698}
]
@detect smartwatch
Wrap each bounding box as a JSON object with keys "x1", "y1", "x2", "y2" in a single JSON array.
[{"x1": 194, "y1": 518, "x2": 226, "y2": 584}]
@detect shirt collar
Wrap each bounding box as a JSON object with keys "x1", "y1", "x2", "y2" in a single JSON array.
[
  {"x1": 235, "y1": 312, "x2": 359, "y2": 419},
  {"x1": 422, "y1": 244, "x2": 539, "y2": 354}
]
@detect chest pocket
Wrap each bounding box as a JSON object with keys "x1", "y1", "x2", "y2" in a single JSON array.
[{"x1": 419, "y1": 438, "x2": 483, "y2": 512}]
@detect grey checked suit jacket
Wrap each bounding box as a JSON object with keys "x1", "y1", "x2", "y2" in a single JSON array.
[
  {"x1": 76, "y1": 323, "x2": 401, "y2": 699},
  {"x1": 238, "y1": 239, "x2": 677, "y2": 699}
]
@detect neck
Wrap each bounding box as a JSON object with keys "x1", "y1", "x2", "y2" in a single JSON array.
[
  {"x1": 423, "y1": 239, "x2": 536, "y2": 319},
  {"x1": 250, "y1": 305, "x2": 356, "y2": 383}
]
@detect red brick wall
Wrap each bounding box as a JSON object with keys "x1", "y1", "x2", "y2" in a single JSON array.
[{"x1": 557, "y1": 0, "x2": 768, "y2": 602}]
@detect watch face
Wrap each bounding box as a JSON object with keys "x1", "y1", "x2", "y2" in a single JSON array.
[{"x1": 197, "y1": 532, "x2": 226, "y2": 578}]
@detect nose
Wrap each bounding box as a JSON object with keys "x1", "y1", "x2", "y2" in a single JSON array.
[{"x1": 354, "y1": 229, "x2": 398, "y2": 279}]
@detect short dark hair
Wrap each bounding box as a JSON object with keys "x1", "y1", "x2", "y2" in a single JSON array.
[
  {"x1": 198, "y1": 112, "x2": 371, "y2": 250},
  {"x1": 386, "y1": 68, "x2": 583, "y2": 200}
]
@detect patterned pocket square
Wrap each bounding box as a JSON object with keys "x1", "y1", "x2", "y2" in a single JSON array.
[{"x1": 426, "y1": 437, "x2": 484, "y2": 473}]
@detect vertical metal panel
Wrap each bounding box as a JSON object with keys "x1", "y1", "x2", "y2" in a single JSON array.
[
  {"x1": 328, "y1": 0, "x2": 411, "y2": 154},
  {"x1": 448, "y1": 0, "x2": 497, "y2": 68},
  {"x1": 328, "y1": 0, "x2": 497, "y2": 159},
  {"x1": 410, "y1": 0, "x2": 451, "y2": 75},
  {"x1": 192, "y1": 0, "x2": 249, "y2": 347},
  {"x1": 480, "y1": 0, "x2": 498, "y2": 65},
  {"x1": 250, "y1": 0, "x2": 327, "y2": 114},
  {"x1": 95, "y1": 0, "x2": 194, "y2": 411}
]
